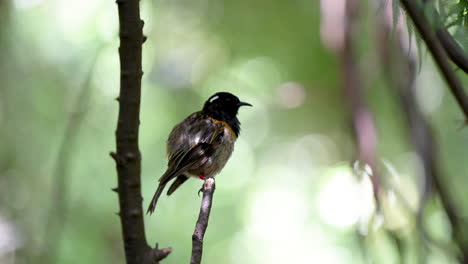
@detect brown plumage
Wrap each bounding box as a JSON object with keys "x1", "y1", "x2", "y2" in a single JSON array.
[{"x1": 147, "y1": 92, "x2": 251, "y2": 215}]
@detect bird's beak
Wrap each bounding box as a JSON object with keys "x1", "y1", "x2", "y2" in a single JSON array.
[{"x1": 238, "y1": 101, "x2": 252, "y2": 107}]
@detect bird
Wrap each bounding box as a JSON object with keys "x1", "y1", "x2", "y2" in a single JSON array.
[{"x1": 146, "y1": 92, "x2": 252, "y2": 215}]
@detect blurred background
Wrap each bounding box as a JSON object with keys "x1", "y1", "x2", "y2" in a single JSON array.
[{"x1": 1, "y1": 0, "x2": 467, "y2": 263}]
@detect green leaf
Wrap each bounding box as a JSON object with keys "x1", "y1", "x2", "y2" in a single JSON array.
[{"x1": 447, "y1": 2, "x2": 464, "y2": 18}]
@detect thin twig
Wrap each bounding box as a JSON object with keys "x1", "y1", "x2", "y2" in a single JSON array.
[
  {"x1": 341, "y1": 0, "x2": 381, "y2": 209},
  {"x1": 113, "y1": 0, "x2": 170, "y2": 263},
  {"x1": 144, "y1": 244, "x2": 173, "y2": 263},
  {"x1": 400, "y1": 0, "x2": 468, "y2": 120},
  {"x1": 190, "y1": 178, "x2": 216, "y2": 264}
]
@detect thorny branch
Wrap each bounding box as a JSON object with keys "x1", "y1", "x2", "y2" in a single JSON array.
[
  {"x1": 112, "y1": 0, "x2": 171, "y2": 263},
  {"x1": 190, "y1": 178, "x2": 216, "y2": 264}
]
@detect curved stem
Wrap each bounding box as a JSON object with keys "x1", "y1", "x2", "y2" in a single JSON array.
[{"x1": 400, "y1": 0, "x2": 468, "y2": 120}]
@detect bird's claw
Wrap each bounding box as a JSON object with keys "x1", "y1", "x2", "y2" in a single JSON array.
[{"x1": 198, "y1": 187, "x2": 204, "y2": 197}]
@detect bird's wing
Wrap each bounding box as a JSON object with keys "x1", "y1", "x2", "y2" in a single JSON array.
[
  {"x1": 158, "y1": 119, "x2": 224, "y2": 185},
  {"x1": 167, "y1": 174, "x2": 189, "y2": 195}
]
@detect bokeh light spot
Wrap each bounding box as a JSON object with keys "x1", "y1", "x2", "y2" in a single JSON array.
[
  {"x1": 13, "y1": 0, "x2": 42, "y2": 9},
  {"x1": 318, "y1": 165, "x2": 375, "y2": 228},
  {"x1": 248, "y1": 187, "x2": 308, "y2": 240},
  {"x1": 277, "y1": 82, "x2": 306, "y2": 108}
]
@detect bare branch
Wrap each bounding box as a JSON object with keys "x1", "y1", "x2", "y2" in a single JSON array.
[
  {"x1": 113, "y1": 0, "x2": 170, "y2": 263},
  {"x1": 144, "y1": 244, "x2": 172, "y2": 263},
  {"x1": 437, "y1": 28, "x2": 468, "y2": 74},
  {"x1": 400, "y1": 0, "x2": 468, "y2": 120},
  {"x1": 190, "y1": 178, "x2": 216, "y2": 264}
]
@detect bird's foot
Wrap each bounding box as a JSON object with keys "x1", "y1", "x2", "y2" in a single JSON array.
[{"x1": 197, "y1": 175, "x2": 207, "y2": 196}]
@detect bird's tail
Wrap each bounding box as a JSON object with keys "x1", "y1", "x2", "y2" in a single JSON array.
[{"x1": 146, "y1": 183, "x2": 166, "y2": 215}]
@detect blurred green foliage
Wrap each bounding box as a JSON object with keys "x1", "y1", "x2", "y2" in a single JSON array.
[{"x1": 0, "y1": 0, "x2": 467, "y2": 263}]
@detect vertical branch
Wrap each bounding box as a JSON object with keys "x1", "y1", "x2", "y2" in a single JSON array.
[
  {"x1": 190, "y1": 178, "x2": 216, "y2": 264},
  {"x1": 113, "y1": 0, "x2": 146, "y2": 262},
  {"x1": 112, "y1": 0, "x2": 171, "y2": 263},
  {"x1": 340, "y1": 0, "x2": 381, "y2": 208}
]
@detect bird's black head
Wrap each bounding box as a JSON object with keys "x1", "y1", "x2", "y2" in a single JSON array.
[
  {"x1": 203, "y1": 92, "x2": 252, "y2": 119},
  {"x1": 202, "y1": 92, "x2": 252, "y2": 135}
]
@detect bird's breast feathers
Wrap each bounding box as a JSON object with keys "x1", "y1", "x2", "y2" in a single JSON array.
[{"x1": 207, "y1": 117, "x2": 238, "y2": 139}]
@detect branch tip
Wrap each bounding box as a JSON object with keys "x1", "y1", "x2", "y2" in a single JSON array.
[
  {"x1": 190, "y1": 178, "x2": 216, "y2": 264},
  {"x1": 110, "y1": 151, "x2": 119, "y2": 162},
  {"x1": 110, "y1": 151, "x2": 125, "y2": 166},
  {"x1": 146, "y1": 247, "x2": 172, "y2": 262},
  {"x1": 110, "y1": 151, "x2": 118, "y2": 159},
  {"x1": 204, "y1": 177, "x2": 215, "y2": 190}
]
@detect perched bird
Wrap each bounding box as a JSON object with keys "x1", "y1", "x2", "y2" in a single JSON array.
[{"x1": 147, "y1": 92, "x2": 252, "y2": 214}]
